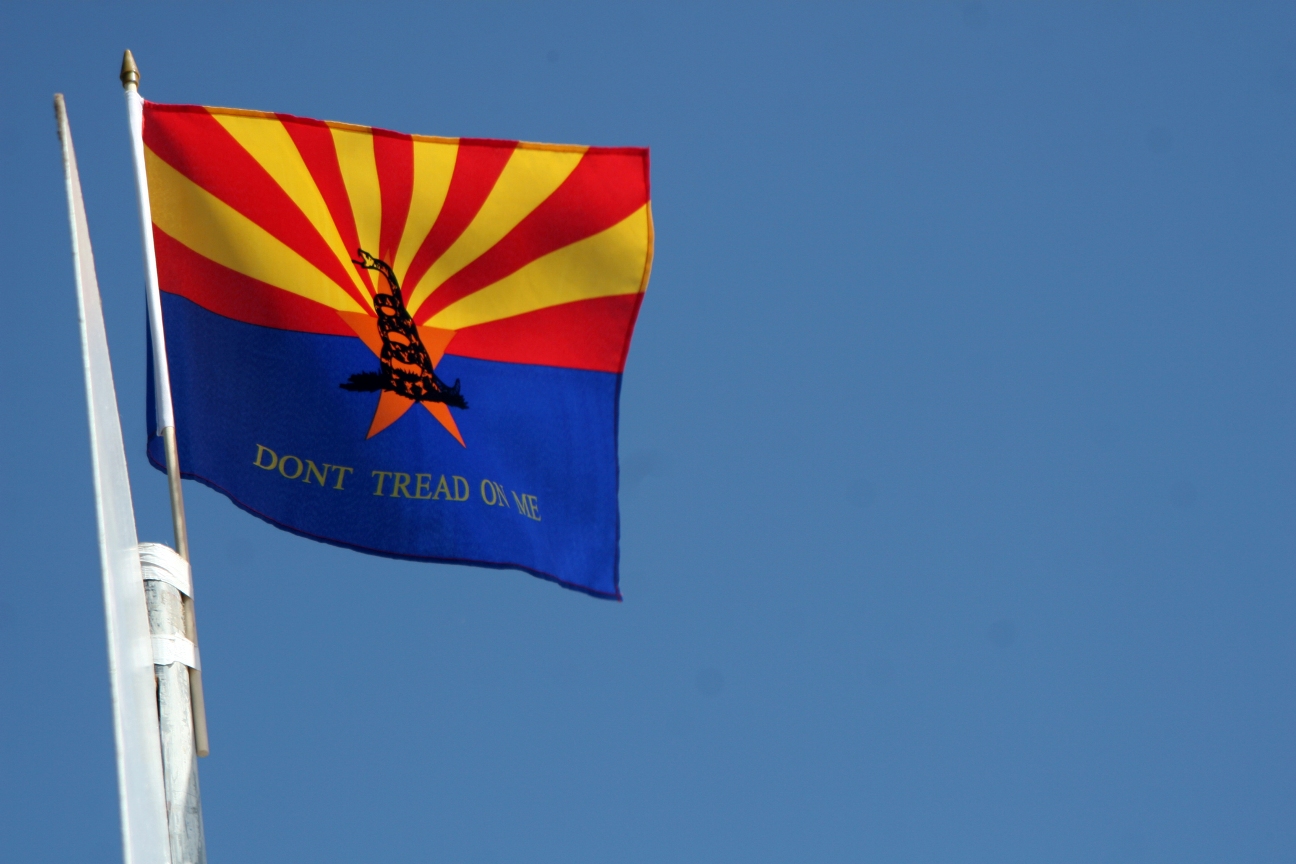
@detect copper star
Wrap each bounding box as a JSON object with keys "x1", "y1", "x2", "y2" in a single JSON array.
[{"x1": 336, "y1": 311, "x2": 465, "y2": 446}]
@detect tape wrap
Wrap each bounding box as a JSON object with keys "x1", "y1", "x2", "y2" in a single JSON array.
[
  {"x1": 151, "y1": 634, "x2": 198, "y2": 669},
  {"x1": 138, "y1": 542, "x2": 191, "y2": 596},
  {"x1": 138, "y1": 542, "x2": 199, "y2": 669}
]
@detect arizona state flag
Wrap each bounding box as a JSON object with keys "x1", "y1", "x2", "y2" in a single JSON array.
[{"x1": 142, "y1": 103, "x2": 651, "y2": 598}]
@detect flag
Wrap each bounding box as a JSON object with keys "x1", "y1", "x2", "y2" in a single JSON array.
[{"x1": 141, "y1": 102, "x2": 652, "y2": 598}]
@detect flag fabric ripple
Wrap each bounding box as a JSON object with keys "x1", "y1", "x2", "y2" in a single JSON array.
[{"x1": 143, "y1": 102, "x2": 652, "y2": 599}]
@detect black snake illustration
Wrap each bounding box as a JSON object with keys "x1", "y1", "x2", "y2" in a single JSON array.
[{"x1": 339, "y1": 249, "x2": 467, "y2": 409}]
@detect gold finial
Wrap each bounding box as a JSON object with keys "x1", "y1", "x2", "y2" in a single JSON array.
[{"x1": 120, "y1": 50, "x2": 139, "y2": 90}]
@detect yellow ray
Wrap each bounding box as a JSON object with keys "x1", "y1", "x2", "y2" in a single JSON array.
[
  {"x1": 211, "y1": 111, "x2": 370, "y2": 306},
  {"x1": 426, "y1": 204, "x2": 650, "y2": 330},
  {"x1": 406, "y1": 145, "x2": 587, "y2": 315},
  {"x1": 331, "y1": 126, "x2": 382, "y2": 261},
  {"x1": 393, "y1": 139, "x2": 458, "y2": 284},
  {"x1": 146, "y1": 148, "x2": 366, "y2": 313}
]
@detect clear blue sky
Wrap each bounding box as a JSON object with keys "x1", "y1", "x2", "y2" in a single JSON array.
[{"x1": 3, "y1": 3, "x2": 1294, "y2": 861}]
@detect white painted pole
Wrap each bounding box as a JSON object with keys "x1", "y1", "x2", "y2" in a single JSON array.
[
  {"x1": 56, "y1": 92, "x2": 171, "y2": 864},
  {"x1": 120, "y1": 49, "x2": 210, "y2": 758}
]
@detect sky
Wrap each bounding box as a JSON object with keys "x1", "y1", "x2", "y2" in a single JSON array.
[{"x1": 2, "y1": 3, "x2": 1295, "y2": 862}]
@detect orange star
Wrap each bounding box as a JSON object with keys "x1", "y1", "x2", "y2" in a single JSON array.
[{"x1": 335, "y1": 311, "x2": 466, "y2": 446}]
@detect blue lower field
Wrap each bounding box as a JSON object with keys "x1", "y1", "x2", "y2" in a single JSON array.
[{"x1": 147, "y1": 293, "x2": 623, "y2": 599}]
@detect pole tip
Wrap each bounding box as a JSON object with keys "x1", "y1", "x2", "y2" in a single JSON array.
[
  {"x1": 120, "y1": 50, "x2": 139, "y2": 90},
  {"x1": 53, "y1": 93, "x2": 66, "y2": 140}
]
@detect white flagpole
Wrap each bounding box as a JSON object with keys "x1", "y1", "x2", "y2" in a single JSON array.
[
  {"x1": 56, "y1": 92, "x2": 171, "y2": 864},
  {"x1": 120, "y1": 49, "x2": 210, "y2": 758}
]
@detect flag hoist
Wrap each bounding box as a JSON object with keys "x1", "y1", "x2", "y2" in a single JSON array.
[
  {"x1": 121, "y1": 47, "x2": 209, "y2": 864},
  {"x1": 121, "y1": 49, "x2": 211, "y2": 760}
]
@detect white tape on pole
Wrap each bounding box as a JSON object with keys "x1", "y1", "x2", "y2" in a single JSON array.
[
  {"x1": 151, "y1": 635, "x2": 200, "y2": 670},
  {"x1": 140, "y1": 543, "x2": 200, "y2": 670},
  {"x1": 139, "y1": 542, "x2": 192, "y2": 597},
  {"x1": 57, "y1": 93, "x2": 172, "y2": 864}
]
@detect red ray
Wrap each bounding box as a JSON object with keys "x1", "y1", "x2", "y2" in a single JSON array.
[
  {"x1": 446, "y1": 293, "x2": 645, "y2": 373},
  {"x1": 373, "y1": 130, "x2": 414, "y2": 266},
  {"x1": 415, "y1": 147, "x2": 649, "y2": 324},
  {"x1": 143, "y1": 104, "x2": 373, "y2": 311},
  {"x1": 399, "y1": 139, "x2": 516, "y2": 297},
  {"x1": 278, "y1": 114, "x2": 375, "y2": 297},
  {"x1": 154, "y1": 228, "x2": 353, "y2": 336}
]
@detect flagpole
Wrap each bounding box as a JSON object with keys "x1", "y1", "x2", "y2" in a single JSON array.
[
  {"x1": 120, "y1": 49, "x2": 210, "y2": 759},
  {"x1": 57, "y1": 91, "x2": 172, "y2": 864}
]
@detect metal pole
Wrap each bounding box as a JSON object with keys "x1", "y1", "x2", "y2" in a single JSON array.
[
  {"x1": 121, "y1": 49, "x2": 210, "y2": 757},
  {"x1": 141, "y1": 544, "x2": 206, "y2": 864}
]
